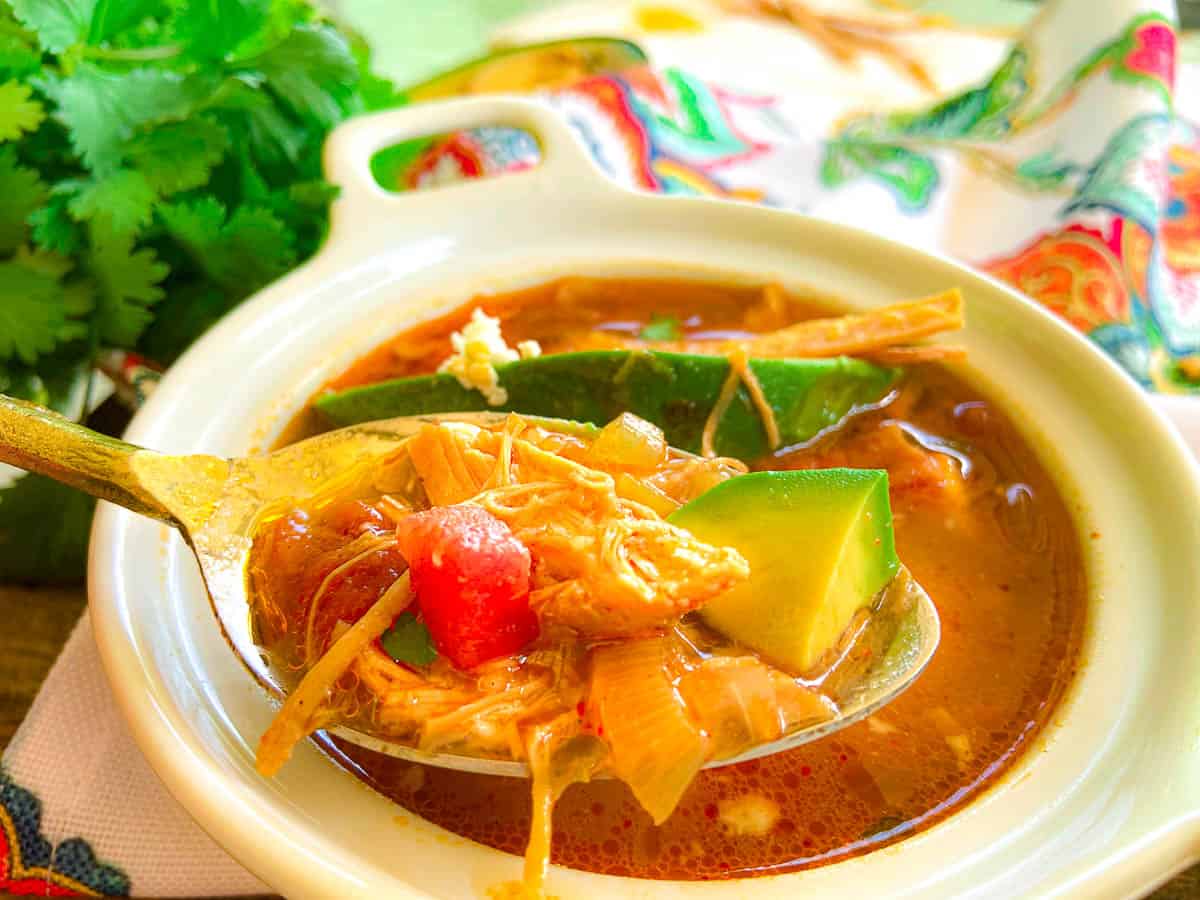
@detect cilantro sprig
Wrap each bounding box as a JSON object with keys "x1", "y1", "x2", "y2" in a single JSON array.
[
  {"x1": 0, "y1": 0, "x2": 397, "y2": 582},
  {"x1": 380, "y1": 612, "x2": 439, "y2": 667},
  {"x1": 639, "y1": 313, "x2": 682, "y2": 342}
]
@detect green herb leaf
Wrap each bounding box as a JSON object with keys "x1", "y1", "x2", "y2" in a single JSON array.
[
  {"x1": 124, "y1": 116, "x2": 230, "y2": 195},
  {"x1": 206, "y1": 75, "x2": 310, "y2": 167},
  {"x1": 0, "y1": 473, "x2": 94, "y2": 583},
  {"x1": 0, "y1": 340, "x2": 92, "y2": 415},
  {"x1": 7, "y1": 0, "x2": 99, "y2": 54},
  {"x1": 14, "y1": 241, "x2": 76, "y2": 280},
  {"x1": 639, "y1": 314, "x2": 682, "y2": 342},
  {"x1": 0, "y1": 0, "x2": 381, "y2": 583},
  {"x1": 286, "y1": 179, "x2": 340, "y2": 208},
  {"x1": 89, "y1": 225, "x2": 167, "y2": 345},
  {"x1": 0, "y1": 80, "x2": 46, "y2": 142},
  {"x1": 157, "y1": 193, "x2": 224, "y2": 243},
  {"x1": 88, "y1": 0, "x2": 164, "y2": 45},
  {"x1": 68, "y1": 169, "x2": 157, "y2": 235},
  {"x1": 380, "y1": 612, "x2": 439, "y2": 667},
  {"x1": 160, "y1": 197, "x2": 296, "y2": 294},
  {"x1": 29, "y1": 194, "x2": 83, "y2": 255},
  {"x1": 36, "y1": 64, "x2": 210, "y2": 173},
  {"x1": 239, "y1": 24, "x2": 359, "y2": 128},
  {"x1": 0, "y1": 260, "x2": 75, "y2": 363},
  {"x1": 171, "y1": 0, "x2": 269, "y2": 61},
  {"x1": 137, "y1": 281, "x2": 230, "y2": 364},
  {"x1": 350, "y1": 35, "x2": 405, "y2": 112},
  {"x1": 0, "y1": 145, "x2": 46, "y2": 252},
  {"x1": 0, "y1": 24, "x2": 41, "y2": 78}
]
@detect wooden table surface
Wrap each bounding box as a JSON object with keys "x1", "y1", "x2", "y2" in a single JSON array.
[{"x1": 2, "y1": 585, "x2": 1196, "y2": 898}]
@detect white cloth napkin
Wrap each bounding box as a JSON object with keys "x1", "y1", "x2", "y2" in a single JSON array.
[{"x1": 5, "y1": 618, "x2": 270, "y2": 896}]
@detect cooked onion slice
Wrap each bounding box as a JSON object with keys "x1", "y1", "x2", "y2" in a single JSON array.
[
  {"x1": 588, "y1": 412, "x2": 668, "y2": 470},
  {"x1": 677, "y1": 656, "x2": 835, "y2": 760},
  {"x1": 677, "y1": 656, "x2": 787, "y2": 759},
  {"x1": 591, "y1": 636, "x2": 707, "y2": 823}
]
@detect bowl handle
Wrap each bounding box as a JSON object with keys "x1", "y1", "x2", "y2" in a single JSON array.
[{"x1": 322, "y1": 96, "x2": 614, "y2": 238}]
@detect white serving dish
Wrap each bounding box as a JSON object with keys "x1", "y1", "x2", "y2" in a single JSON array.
[{"x1": 88, "y1": 97, "x2": 1200, "y2": 899}]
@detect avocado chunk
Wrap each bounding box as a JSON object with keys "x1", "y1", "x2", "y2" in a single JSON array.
[
  {"x1": 669, "y1": 469, "x2": 899, "y2": 673},
  {"x1": 315, "y1": 350, "x2": 897, "y2": 462}
]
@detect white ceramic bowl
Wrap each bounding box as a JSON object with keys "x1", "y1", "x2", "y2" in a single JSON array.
[{"x1": 89, "y1": 97, "x2": 1200, "y2": 899}]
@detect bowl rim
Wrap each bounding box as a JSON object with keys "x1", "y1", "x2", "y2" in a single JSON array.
[{"x1": 87, "y1": 97, "x2": 1200, "y2": 899}]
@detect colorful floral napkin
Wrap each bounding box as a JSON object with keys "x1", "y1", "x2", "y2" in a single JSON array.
[
  {"x1": 2, "y1": 1, "x2": 1198, "y2": 896},
  {"x1": 416, "y1": 0, "x2": 1197, "y2": 391}
]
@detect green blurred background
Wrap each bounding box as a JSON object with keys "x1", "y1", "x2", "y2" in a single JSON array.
[{"x1": 331, "y1": 0, "x2": 1058, "y2": 88}]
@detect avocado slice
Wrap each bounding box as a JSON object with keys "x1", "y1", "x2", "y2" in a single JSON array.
[
  {"x1": 315, "y1": 351, "x2": 897, "y2": 462},
  {"x1": 669, "y1": 469, "x2": 899, "y2": 673}
]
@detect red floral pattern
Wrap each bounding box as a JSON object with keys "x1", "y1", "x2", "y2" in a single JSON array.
[
  {"x1": 1123, "y1": 19, "x2": 1176, "y2": 93},
  {"x1": 0, "y1": 771, "x2": 127, "y2": 896},
  {"x1": 982, "y1": 227, "x2": 1133, "y2": 332}
]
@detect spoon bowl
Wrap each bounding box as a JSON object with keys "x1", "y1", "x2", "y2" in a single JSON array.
[
  {"x1": 335, "y1": 567, "x2": 939, "y2": 777},
  {"x1": 0, "y1": 395, "x2": 939, "y2": 777}
]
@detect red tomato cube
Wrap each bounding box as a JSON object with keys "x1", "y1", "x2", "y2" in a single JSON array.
[{"x1": 395, "y1": 505, "x2": 538, "y2": 669}]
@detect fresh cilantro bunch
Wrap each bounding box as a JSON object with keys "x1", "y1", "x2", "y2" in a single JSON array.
[{"x1": 0, "y1": 0, "x2": 398, "y2": 582}]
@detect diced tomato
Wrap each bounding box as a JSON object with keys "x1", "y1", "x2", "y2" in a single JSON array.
[
  {"x1": 252, "y1": 500, "x2": 406, "y2": 653},
  {"x1": 323, "y1": 498, "x2": 391, "y2": 538},
  {"x1": 394, "y1": 505, "x2": 538, "y2": 670},
  {"x1": 307, "y1": 503, "x2": 407, "y2": 631}
]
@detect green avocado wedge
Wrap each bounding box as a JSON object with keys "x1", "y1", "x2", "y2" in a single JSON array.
[
  {"x1": 315, "y1": 351, "x2": 897, "y2": 461},
  {"x1": 669, "y1": 470, "x2": 900, "y2": 673}
]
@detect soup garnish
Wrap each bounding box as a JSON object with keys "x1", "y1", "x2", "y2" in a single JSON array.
[
  {"x1": 315, "y1": 290, "x2": 963, "y2": 461},
  {"x1": 250, "y1": 278, "x2": 1084, "y2": 897}
]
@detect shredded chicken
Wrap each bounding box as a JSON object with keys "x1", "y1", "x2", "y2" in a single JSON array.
[
  {"x1": 404, "y1": 419, "x2": 750, "y2": 635},
  {"x1": 700, "y1": 346, "x2": 781, "y2": 458},
  {"x1": 702, "y1": 351, "x2": 749, "y2": 459}
]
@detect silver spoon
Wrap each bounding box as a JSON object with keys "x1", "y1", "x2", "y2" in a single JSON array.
[{"x1": 0, "y1": 395, "x2": 939, "y2": 777}]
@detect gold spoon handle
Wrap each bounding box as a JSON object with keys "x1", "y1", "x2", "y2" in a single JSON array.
[{"x1": 0, "y1": 394, "x2": 178, "y2": 523}]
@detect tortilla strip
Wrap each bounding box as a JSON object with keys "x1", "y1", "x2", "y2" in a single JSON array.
[
  {"x1": 256, "y1": 572, "x2": 413, "y2": 777},
  {"x1": 860, "y1": 344, "x2": 968, "y2": 366},
  {"x1": 643, "y1": 289, "x2": 964, "y2": 359}
]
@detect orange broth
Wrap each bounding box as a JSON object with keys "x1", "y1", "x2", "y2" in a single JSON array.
[{"x1": 278, "y1": 277, "x2": 1086, "y2": 880}]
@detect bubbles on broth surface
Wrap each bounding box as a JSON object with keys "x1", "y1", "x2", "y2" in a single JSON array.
[
  {"x1": 297, "y1": 281, "x2": 1085, "y2": 881},
  {"x1": 325, "y1": 713, "x2": 1047, "y2": 879},
  {"x1": 315, "y1": 362, "x2": 1084, "y2": 881}
]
